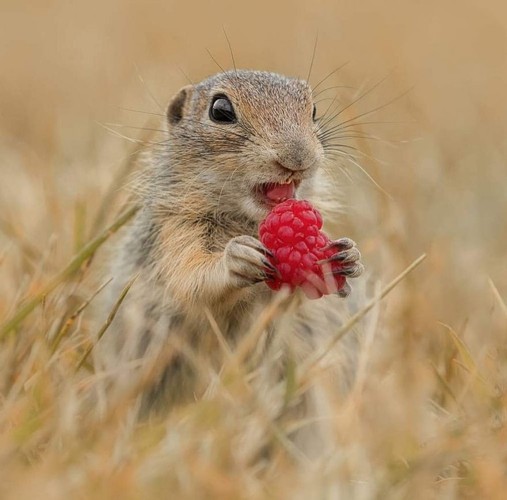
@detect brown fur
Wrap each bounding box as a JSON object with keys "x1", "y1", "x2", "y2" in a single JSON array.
[{"x1": 99, "y1": 70, "x2": 362, "y2": 412}]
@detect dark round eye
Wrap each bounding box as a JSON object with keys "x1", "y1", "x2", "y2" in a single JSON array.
[
  {"x1": 312, "y1": 104, "x2": 317, "y2": 121},
  {"x1": 209, "y1": 95, "x2": 236, "y2": 123}
]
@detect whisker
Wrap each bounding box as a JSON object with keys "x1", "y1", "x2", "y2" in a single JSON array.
[
  {"x1": 104, "y1": 123, "x2": 167, "y2": 134},
  {"x1": 318, "y1": 75, "x2": 390, "y2": 130},
  {"x1": 313, "y1": 84, "x2": 357, "y2": 98},
  {"x1": 311, "y1": 61, "x2": 350, "y2": 93},
  {"x1": 214, "y1": 164, "x2": 243, "y2": 220},
  {"x1": 324, "y1": 119, "x2": 413, "y2": 132},
  {"x1": 96, "y1": 121, "x2": 159, "y2": 145},
  {"x1": 177, "y1": 65, "x2": 194, "y2": 85},
  {"x1": 344, "y1": 156, "x2": 392, "y2": 199},
  {"x1": 318, "y1": 132, "x2": 392, "y2": 145},
  {"x1": 322, "y1": 86, "x2": 414, "y2": 135},
  {"x1": 206, "y1": 48, "x2": 226, "y2": 73},
  {"x1": 134, "y1": 63, "x2": 164, "y2": 113},
  {"x1": 306, "y1": 34, "x2": 319, "y2": 83},
  {"x1": 118, "y1": 107, "x2": 165, "y2": 117},
  {"x1": 324, "y1": 147, "x2": 392, "y2": 198},
  {"x1": 315, "y1": 97, "x2": 345, "y2": 106},
  {"x1": 323, "y1": 145, "x2": 365, "y2": 164},
  {"x1": 323, "y1": 143, "x2": 390, "y2": 166},
  {"x1": 322, "y1": 143, "x2": 361, "y2": 152},
  {"x1": 320, "y1": 134, "x2": 402, "y2": 150},
  {"x1": 318, "y1": 93, "x2": 340, "y2": 124},
  {"x1": 222, "y1": 26, "x2": 237, "y2": 73}
]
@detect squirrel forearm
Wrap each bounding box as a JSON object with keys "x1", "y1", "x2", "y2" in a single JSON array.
[{"x1": 155, "y1": 223, "x2": 234, "y2": 306}]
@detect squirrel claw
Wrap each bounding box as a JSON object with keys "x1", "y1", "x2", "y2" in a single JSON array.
[
  {"x1": 261, "y1": 258, "x2": 278, "y2": 274},
  {"x1": 320, "y1": 247, "x2": 361, "y2": 265},
  {"x1": 337, "y1": 281, "x2": 352, "y2": 298},
  {"x1": 323, "y1": 237, "x2": 356, "y2": 252},
  {"x1": 224, "y1": 235, "x2": 275, "y2": 288},
  {"x1": 237, "y1": 235, "x2": 274, "y2": 258},
  {"x1": 320, "y1": 240, "x2": 364, "y2": 280},
  {"x1": 333, "y1": 262, "x2": 364, "y2": 278}
]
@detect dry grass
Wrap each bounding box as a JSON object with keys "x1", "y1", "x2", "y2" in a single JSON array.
[{"x1": 1, "y1": 0, "x2": 507, "y2": 498}]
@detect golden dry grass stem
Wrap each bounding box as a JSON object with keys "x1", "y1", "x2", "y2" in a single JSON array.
[
  {"x1": 438, "y1": 322, "x2": 493, "y2": 405},
  {"x1": 198, "y1": 255, "x2": 426, "y2": 462},
  {"x1": 50, "y1": 278, "x2": 112, "y2": 354},
  {"x1": 205, "y1": 289, "x2": 299, "y2": 410},
  {"x1": 75, "y1": 274, "x2": 138, "y2": 372},
  {"x1": 206, "y1": 291, "x2": 294, "y2": 384},
  {"x1": 0, "y1": 206, "x2": 138, "y2": 340},
  {"x1": 89, "y1": 120, "x2": 155, "y2": 238},
  {"x1": 204, "y1": 307, "x2": 233, "y2": 360},
  {"x1": 73, "y1": 200, "x2": 87, "y2": 253},
  {"x1": 233, "y1": 288, "x2": 293, "y2": 367},
  {"x1": 489, "y1": 278, "x2": 507, "y2": 319},
  {"x1": 1, "y1": 2, "x2": 507, "y2": 495},
  {"x1": 0, "y1": 218, "x2": 41, "y2": 265},
  {"x1": 300, "y1": 253, "x2": 427, "y2": 386},
  {"x1": 204, "y1": 294, "x2": 313, "y2": 463}
]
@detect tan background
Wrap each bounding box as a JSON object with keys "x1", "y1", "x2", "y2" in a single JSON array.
[
  {"x1": 0, "y1": 1, "x2": 507, "y2": 496},
  {"x1": 1, "y1": 0, "x2": 506, "y2": 324}
]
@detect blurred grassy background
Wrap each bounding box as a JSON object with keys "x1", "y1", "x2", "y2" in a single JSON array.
[{"x1": 1, "y1": 0, "x2": 507, "y2": 498}]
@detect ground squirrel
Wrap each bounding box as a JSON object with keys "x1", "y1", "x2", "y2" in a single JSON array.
[{"x1": 101, "y1": 70, "x2": 364, "y2": 408}]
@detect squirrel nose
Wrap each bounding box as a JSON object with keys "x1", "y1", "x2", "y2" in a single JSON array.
[
  {"x1": 275, "y1": 140, "x2": 313, "y2": 172},
  {"x1": 274, "y1": 160, "x2": 301, "y2": 176},
  {"x1": 275, "y1": 159, "x2": 308, "y2": 173}
]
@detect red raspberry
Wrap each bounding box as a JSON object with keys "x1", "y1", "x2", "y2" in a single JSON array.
[{"x1": 258, "y1": 199, "x2": 347, "y2": 299}]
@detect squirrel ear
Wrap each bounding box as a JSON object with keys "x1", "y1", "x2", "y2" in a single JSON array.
[{"x1": 167, "y1": 85, "x2": 192, "y2": 125}]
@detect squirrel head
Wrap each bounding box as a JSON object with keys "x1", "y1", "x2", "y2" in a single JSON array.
[{"x1": 163, "y1": 70, "x2": 325, "y2": 221}]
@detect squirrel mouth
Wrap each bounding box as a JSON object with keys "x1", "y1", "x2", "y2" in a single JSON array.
[{"x1": 256, "y1": 180, "x2": 300, "y2": 206}]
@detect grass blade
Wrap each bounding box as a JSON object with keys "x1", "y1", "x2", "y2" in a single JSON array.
[
  {"x1": 75, "y1": 274, "x2": 138, "y2": 371},
  {"x1": 489, "y1": 278, "x2": 507, "y2": 318},
  {"x1": 300, "y1": 253, "x2": 427, "y2": 383},
  {"x1": 0, "y1": 206, "x2": 138, "y2": 340},
  {"x1": 50, "y1": 278, "x2": 112, "y2": 353}
]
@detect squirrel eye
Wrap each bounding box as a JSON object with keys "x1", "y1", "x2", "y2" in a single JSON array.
[
  {"x1": 312, "y1": 104, "x2": 317, "y2": 121},
  {"x1": 210, "y1": 95, "x2": 236, "y2": 123}
]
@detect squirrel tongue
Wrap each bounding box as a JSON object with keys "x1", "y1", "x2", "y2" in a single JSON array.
[{"x1": 265, "y1": 182, "x2": 295, "y2": 203}]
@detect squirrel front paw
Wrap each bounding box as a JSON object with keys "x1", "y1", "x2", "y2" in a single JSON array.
[
  {"x1": 223, "y1": 235, "x2": 277, "y2": 288},
  {"x1": 320, "y1": 237, "x2": 364, "y2": 297}
]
